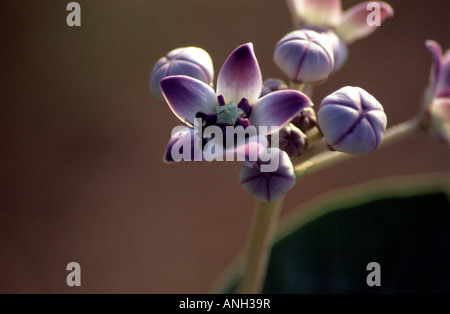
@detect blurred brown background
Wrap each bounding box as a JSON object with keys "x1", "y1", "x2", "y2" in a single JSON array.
[{"x1": 0, "y1": 0, "x2": 449, "y2": 293}]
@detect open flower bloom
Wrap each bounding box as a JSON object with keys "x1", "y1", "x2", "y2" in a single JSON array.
[
  {"x1": 160, "y1": 43, "x2": 313, "y2": 163},
  {"x1": 423, "y1": 40, "x2": 450, "y2": 144},
  {"x1": 287, "y1": 0, "x2": 393, "y2": 44}
]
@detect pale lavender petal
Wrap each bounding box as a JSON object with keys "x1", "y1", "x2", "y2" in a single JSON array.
[
  {"x1": 437, "y1": 50, "x2": 450, "y2": 98},
  {"x1": 249, "y1": 90, "x2": 313, "y2": 135},
  {"x1": 223, "y1": 135, "x2": 268, "y2": 162},
  {"x1": 287, "y1": 0, "x2": 342, "y2": 28},
  {"x1": 428, "y1": 97, "x2": 450, "y2": 145},
  {"x1": 337, "y1": 1, "x2": 394, "y2": 44},
  {"x1": 160, "y1": 75, "x2": 218, "y2": 126},
  {"x1": 216, "y1": 43, "x2": 262, "y2": 105},
  {"x1": 240, "y1": 148, "x2": 296, "y2": 202},
  {"x1": 425, "y1": 40, "x2": 443, "y2": 97}
]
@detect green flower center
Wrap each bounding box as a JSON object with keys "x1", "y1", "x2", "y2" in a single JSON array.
[{"x1": 215, "y1": 102, "x2": 245, "y2": 125}]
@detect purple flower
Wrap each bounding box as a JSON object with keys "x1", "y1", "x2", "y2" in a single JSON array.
[
  {"x1": 160, "y1": 43, "x2": 313, "y2": 161},
  {"x1": 423, "y1": 41, "x2": 450, "y2": 144},
  {"x1": 287, "y1": 0, "x2": 394, "y2": 44},
  {"x1": 240, "y1": 148, "x2": 296, "y2": 202},
  {"x1": 150, "y1": 47, "x2": 214, "y2": 102},
  {"x1": 274, "y1": 29, "x2": 335, "y2": 84},
  {"x1": 317, "y1": 86, "x2": 387, "y2": 155}
]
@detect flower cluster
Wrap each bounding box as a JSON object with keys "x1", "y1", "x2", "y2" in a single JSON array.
[{"x1": 149, "y1": 0, "x2": 448, "y2": 202}]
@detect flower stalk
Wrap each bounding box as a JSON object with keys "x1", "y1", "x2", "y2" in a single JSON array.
[
  {"x1": 294, "y1": 117, "x2": 423, "y2": 177},
  {"x1": 238, "y1": 196, "x2": 285, "y2": 294}
]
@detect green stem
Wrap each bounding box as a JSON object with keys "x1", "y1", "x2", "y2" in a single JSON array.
[
  {"x1": 238, "y1": 196, "x2": 285, "y2": 294},
  {"x1": 294, "y1": 118, "x2": 423, "y2": 177}
]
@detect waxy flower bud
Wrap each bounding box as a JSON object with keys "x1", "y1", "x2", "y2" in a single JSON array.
[
  {"x1": 277, "y1": 123, "x2": 308, "y2": 157},
  {"x1": 150, "y1": 47, "x2": 214, "y2": 102},
  {"x1": 291, "y1": 107, "x2": 317, "y2": 132},
  {"x1": 240, "y1": 148, "x2": 296, "y2": 202},
  {"x1": 274, "y1": 29, "x2": 334, "y2": 84},
  {"x1": 260, "y1": 78, "x2": 288, "y2": 97},
  {"x1": 317, "y1": 86, "x2": 387, "y2": 155},
  {"x1": 326, "y1": 31, "x2": 348, "y2": 73}
]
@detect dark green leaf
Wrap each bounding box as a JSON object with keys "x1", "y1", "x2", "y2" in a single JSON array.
[{"x1": 220, "y1": 177, "x2": 450, "y2": 293}]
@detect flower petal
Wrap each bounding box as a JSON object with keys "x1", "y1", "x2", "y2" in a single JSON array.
[
  {"x1": 249, "y1": 90, "x2": 313, "y2": 135},
  {"x1": 160, "y1": 75, "x2": 218, "y2": 126},
  {"x1": 223, "y1": 134, "x2": 268, "y2": 162},
  {"x1": 426, "y1": 40, "x2": 443, "y2": 93},
  {"x1": 240, "y1": 148, "x2": 296, "y2": 202},
  {"x1": 216, "y1": 43, "x2": 262, "y2": 105},
  {"x1": 428, "y1": 97, "x2": 450, "y2": 145},
  {"x1": 437, "y1": 50, "x2": 450, "y2": 98},
  {"x1": 163, "y1": 127, "x2": 203, "y2": 162},
  {"x1": 287, "y1": 0, "x2": 342, "y2": 28},
  {"x1": 336, "y1": 1, "x2": 394, "y2": 44}
]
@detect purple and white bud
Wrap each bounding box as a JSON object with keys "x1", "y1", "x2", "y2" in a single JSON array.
[
  {"x1": 291, "y1": 107, "x2": 317, "y2": 132},
  {"x1": 277, "y1": 123, "x2": 308, "y2": 157},
  {"x1": 317, "y1": 86, "x2": 387, "y2": 155},
  {"x1": 240, "y1": 148, "x2": 296, "y2": 202},
  {"x1": 150, "y1": 47, "x2": 214, "y2": 102},
  {"x1": 326, "y1": 31, "x2": 348, "y2": 73},
  {"x1": 274, "y1": 29, "x2": 334, "y2": 84},
  {"x1": 260, "y1": 78, "x2": 288, "y2": 97}
]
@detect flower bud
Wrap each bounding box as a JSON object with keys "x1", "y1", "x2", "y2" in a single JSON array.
[
  {"x1": 317, "y1": 86, "x2": 387, "y2": 155},
  {"x1": 277, "y1": 123, "x2": 308, "y2": 157},
  {"x1": 150, "y1": 47, "x2": 214, "y2": 102},
  {"x1": 291, "y1": 107, "x2": 317, "y2": 132},
  {"x1": 326, "y1": 31, "x2": 348, "y2": 73},
  {"x1": 260, "y1": 78, "x2": 288, "y2": 97},
  {"x1": 274, "y1": 29, "x2": 334, "y2": 84},
  {"x1": 240, "y1": 148, "x2": 296, "y2": 202}
]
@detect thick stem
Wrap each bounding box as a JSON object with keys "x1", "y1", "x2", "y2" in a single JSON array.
[
  {"x1": 294, "y1": 118, "x2": 422, "y2": 176},
  {"x1": 238, "y1": 197, "x2": 285, "y2": 294}
]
